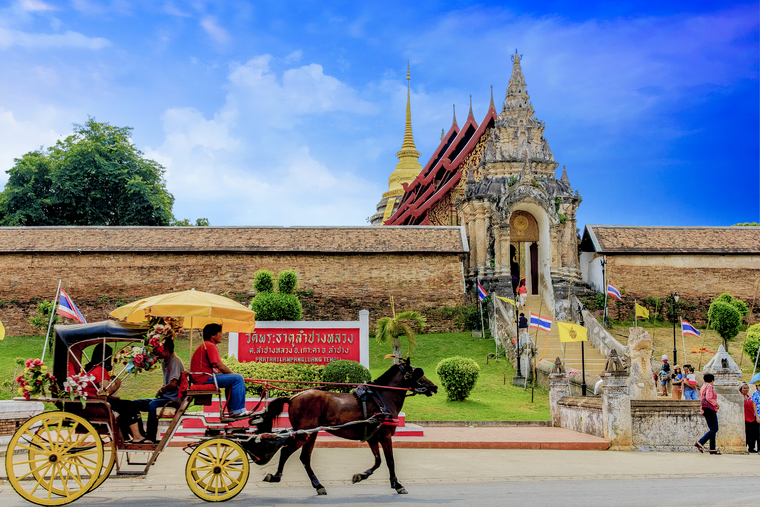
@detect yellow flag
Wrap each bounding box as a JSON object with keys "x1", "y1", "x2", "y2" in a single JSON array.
[
  {"x1": 635, "y1": 303, "x2": 649, "y2": 319},
  {"x1": 558, "y1": 322, "x2": 588, "y2": 343},
  {"x1": 495, "y1": 295, "x2": 516, "y2": 307},
  {"x1": 0, "y1": 319, "x2": 4, "y2": 340}
]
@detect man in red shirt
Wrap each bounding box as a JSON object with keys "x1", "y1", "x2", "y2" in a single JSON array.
[{"x1": 191, "y1": 323, "x2": 250, "y2": 418}]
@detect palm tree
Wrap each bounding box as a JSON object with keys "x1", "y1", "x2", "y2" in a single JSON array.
[{"x1": 375, "y1": 311, "x2": 426, "y2": 364}]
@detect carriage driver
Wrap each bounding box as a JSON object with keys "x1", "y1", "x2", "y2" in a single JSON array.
[
  {"x1": 133, "y1": 338, "x2": 184, "y2": 442},
  {"x1": 190, "y1": 323, "x2": 252, "y2": 418}
]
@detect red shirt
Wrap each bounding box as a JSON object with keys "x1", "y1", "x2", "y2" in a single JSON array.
[
  {"x1": 744, "y1": 395, "x2": 756, "y2": 422},
  {"x1": 84, "y1": 366, "x2": 109, "y2": 397},
  {"x1": 190, "y1": 341, "x2": 222, "y2": 384},
  {"x1": 700, "y1": 383, "x2": 717, "y2": 413}
]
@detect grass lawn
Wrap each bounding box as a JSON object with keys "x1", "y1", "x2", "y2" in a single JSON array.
[
  {"x1": 605, "y1": 320, "x2": 757, "y2": 377},
  {"x1": 0, "y1": 331, "x2": 550, "y2": 421}
]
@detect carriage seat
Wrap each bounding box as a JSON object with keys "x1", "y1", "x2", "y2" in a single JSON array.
[{"x1": 179, "y1": 371, "x2": 221, "y2": 406}]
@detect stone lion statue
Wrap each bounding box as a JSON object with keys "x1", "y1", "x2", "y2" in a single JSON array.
[
  {"x1": 627, "y1": 327, "x2": 657, "y2": 400},
  {"x1": 550, "y1": 357, "x2": 565, "y2": 374},
  {"x1": 604, "y1": 349, "x2": 627, "y2": 374}
]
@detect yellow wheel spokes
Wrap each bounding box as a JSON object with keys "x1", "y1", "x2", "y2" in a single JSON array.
[
  {"x1": 185, "y1": 438, "x2": 249, "y2": 502},
  {"x1": 5, "y1": 412, "x2": 103, "y2": 506}
]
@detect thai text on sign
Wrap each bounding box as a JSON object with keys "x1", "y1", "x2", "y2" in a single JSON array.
[{"x1": 237, "y1": 328, "x2": 361, "y2": 365}]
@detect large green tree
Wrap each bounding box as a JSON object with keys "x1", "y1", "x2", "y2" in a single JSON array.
[{"x1": 0, "y1": 118, "x2": 175, "y2": 226}]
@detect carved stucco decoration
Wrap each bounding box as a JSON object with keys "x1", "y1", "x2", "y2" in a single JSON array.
[
  {"x1": 509, "y1": 210, "x2": 538, "y2": 242},
  {"x1": 458, "y1": 127, "x2": 490, "y2": 185}
]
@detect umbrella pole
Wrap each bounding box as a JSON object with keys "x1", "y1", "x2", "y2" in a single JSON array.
[{"x1": 190, "y1": 317, "x2": 193, "y2": 355}]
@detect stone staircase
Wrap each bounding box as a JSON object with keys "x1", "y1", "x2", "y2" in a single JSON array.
[{"x1": 521, "y1": 295, "x2": 607, "y2": 375}]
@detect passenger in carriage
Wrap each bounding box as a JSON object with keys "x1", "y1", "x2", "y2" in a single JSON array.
[
  {"x1": 190, "y1": 324, "x2": 251, "y2": 418},
  {"x1": 133, "y1": 338, "x2": 185, "y2": 442},
  {"x1": 83, "y1": 343, "x2": 149, "y2": 443}
]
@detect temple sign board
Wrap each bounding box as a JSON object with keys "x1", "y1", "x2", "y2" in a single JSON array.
[{"x1": 228, "y1": 310, "x2": 370, "y2": 368}]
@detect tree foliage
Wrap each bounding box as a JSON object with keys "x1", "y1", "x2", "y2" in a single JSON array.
[
  {"x1": 28, "y1": 300, "x2": 58, "y2": 335},
  {"x1": 0, "y1": 118, "x2": 176, "y2": 226},
  {"x1": 375, "y1": 311, "x2": 426, "y2": 364},
  {"x1": 742, "y1": 324, "x2": 760, "y2": 363},
  {"x1": 708, "y1": 299, "x2": 742, "y2": 351}
]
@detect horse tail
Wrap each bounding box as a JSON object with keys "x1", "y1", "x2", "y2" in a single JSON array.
[{"x1": 259, "y1": 396, "x2": 289, "y2": 433}]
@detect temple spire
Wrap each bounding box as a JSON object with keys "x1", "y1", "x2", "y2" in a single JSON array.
[
  {"x1": 468, "y1": 95, "x2": 474, "y2": 118},
  {"x1": 489, "y1": 85, "x2": 495, "y2": 110},
  {"x1": 381, "y1": 61, "x2": 422, "y2": 199},
  {"x1": 452, "y1": 104, "x2": 458, "y2": 128}
]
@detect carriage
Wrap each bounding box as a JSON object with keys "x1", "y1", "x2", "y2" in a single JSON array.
[{"x1": 5, "y1": 320, "x2": 436, "y2": 505}]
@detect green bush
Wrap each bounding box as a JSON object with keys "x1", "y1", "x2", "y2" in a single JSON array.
[
  {"x1": 253, "y1": 270, "x2": 275, "y2": 293},
  {"x1": 29, "y1": 300, "x2": 58, "y2": 335},
  {"x1": 708, "y1": 300, "x2": 742, "y2": 350},
  {"x1": 321, "y1": 360, "x2": 371, "y2": 392},
  {"x1": 250, "y1": 292, "x2": 302, "y2": 321},
  {"x1": 224, "y1": 357, "x2": 323, "y2": 397},
  {"x1": 743, "y1": 324, "x2": 760, "y2": 362},
  {"x1": 455, "y1": 305, "x2": 479, "y2": 331},
  {"x1": 277, "y1": 270, "x2": 299, "y2": 295},
  {"x1": 436, "y1": 356, "x2": 480, "y2": 401}
]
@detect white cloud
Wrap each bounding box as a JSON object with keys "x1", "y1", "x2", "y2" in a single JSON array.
[
  {"x1": 147, "y1": 54, "x2": 382, "y2": 225},
  {"x1": 0, "y1": 108, "x2": 63, "y2": 185},
  {"x1": 0, "y1": 28, "x2": 110, "y2": 49},
  {"x1": 200, "y1": 16, "x2": 229, "y2": 44},
  {"x1": 18, "y1": 0, "x2": 56, "y2": 11}
]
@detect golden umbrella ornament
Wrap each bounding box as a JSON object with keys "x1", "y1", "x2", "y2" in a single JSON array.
[{"x1": 110, "y1": 289, "x2": 256, "y2": 350}]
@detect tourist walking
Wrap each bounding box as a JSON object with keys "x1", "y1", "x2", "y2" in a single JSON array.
[
  {"x1": 695, "y1": 373, "x2": 720, "y2": 454},
  {"x1": 741, "y1": 382, "x2": 759, "y2": 453},
  {"x1": 671, "y1": 365, "x2": 683, "y2": 400},
  {"x1": 517, "y1": 280, "x2": 527, "y2": 307},
  {"x1": 682, "y1": 364, "x2": 699, "y2": 400}
]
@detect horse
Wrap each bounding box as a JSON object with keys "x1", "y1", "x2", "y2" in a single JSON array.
[{"x1": 259, "y1": 359, "x2": 437, "y2": 495}]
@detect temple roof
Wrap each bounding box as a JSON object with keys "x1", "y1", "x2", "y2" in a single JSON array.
[
  {"x1": 581, "y1": 225, "x2": 760, "y2": 254},
  {"x1": 385, "y1": 98, "x2": 498, "y2": 225}
]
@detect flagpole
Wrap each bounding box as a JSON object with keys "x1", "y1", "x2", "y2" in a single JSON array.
[
  {"x1": 478, "y1": 280, "x2": 486, "y2": 339},
  {"x1": 680, "y1": 320, "x2": 687, "y2": 365},
  {"x1": 492, "y1": 293, "x2": 498, "y2": 359},
  {"x1": 531, "y1": 297, "x2": 544, "y2": 403},
  {"x1": 602, "y1": 257, "x2": 608, "y2": 327},
  {"x1": 41, "y1": 279, "x2": 62, "y2": 362}
]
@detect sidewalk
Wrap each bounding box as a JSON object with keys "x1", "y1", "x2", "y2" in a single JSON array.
[{"x1": 165, "y1": 424, "x2": 609, "y2": 451}]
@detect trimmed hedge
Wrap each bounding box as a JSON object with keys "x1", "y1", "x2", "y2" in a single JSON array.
[
  {"x1": 322, "y1": 360, "x2": 371, "y2": 393},
  {"x1": 277, "y1": 270, "x2": 299, "y2": 294},
  {"x1": 250, "y1": 292, "x2": 302, "y2": 321},
  {"x1": 436, "y1": 356, "x2": 480, "y2": 401},
  {"x1": 253, "y1": 269, "x2": 275, "y2": 293},
  {"x1": 224, "y1": 357, "x2": 323, "y2": 397}
]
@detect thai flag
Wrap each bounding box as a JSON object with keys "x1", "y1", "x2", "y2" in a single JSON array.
[
  {"x1": 681, "y1": 319, "x2": 700, "y2": 337},
  {"x1": 477, "y1": 280, "x2": 488, "y2": 302},
  {"x1": 607, "y1": 283, "x2": 622, "y2": 301},
  {"x1": 56, "y1": 289, "x2": 86, "y2": 324},
  {"x1": 529, "y1": 312, "x2": 552, "y2": 333}
]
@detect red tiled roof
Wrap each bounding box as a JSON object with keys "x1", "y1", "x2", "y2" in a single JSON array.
[
  {"x1": 582, "y1": 225, "x2": 760, "y2": 254},
  {"x1": 386, "y1": 105, "x2": 498, "y2": 226}
]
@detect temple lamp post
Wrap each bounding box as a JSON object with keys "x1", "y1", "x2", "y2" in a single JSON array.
[
  {"x1": 515, "y1": 306, "x2": 522, "y2": 378},
  {"x1": 671, "y1": 292, "x2": 679, "y2": 365},
  {"x1": 578, "y1": 302, "x2": 587, "y2": 396},
  {"x1": 600, "y1": 257, "x2": 608, "y2": 327}
]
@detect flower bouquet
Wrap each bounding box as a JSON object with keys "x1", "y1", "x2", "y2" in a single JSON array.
[
  {"x1": 115, "y1": 314, "x2": 183, "y2": 375},
  {"x1": 63, "y1": 372, "x2": 96, "y2": 407},
  {"x1": 14, "y1": 358, "x2": 57, "y2": 400}
]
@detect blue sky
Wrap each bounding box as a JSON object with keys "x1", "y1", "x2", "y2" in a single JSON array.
[{"x1": 0, "y1": 0, "x2": 757, "y2": 228}]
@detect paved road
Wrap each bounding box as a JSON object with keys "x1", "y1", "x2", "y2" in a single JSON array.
[{"x1": 2, "y1": 448, "x2": 758, "y2": 506}]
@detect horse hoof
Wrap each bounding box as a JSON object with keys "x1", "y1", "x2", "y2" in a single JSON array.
[
  {"x1": 396, "y1": 487, "x2": 408, "y2": 494},
  {"x1": 352, "y1": 474, "x2": 363, "y2": 484},
  {"x1": 316, "y1": 487, "x2": 327, "y2": 495},
  {"x1": 263, "y1": 473, "x2": 280, "y2": 483}
]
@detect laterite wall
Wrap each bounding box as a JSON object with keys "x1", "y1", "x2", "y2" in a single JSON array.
[{"x1": 0, "y1": 226, "x2": 469, "y2": 336}]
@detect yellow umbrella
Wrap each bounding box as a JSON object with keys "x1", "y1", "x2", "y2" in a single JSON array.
[{"x1": 110, "y1": 290, "x2": 256, "y2": 333}]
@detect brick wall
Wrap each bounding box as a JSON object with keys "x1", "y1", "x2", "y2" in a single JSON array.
[{"x1": 0, "y1": 251, "x2": 468, "y2": 336}]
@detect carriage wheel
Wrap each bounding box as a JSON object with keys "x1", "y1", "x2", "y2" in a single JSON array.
[
  {"x1": 5, "y1": 412, "x2": 104, "y2": 506},
  {"x1": 185, "y1": 438, "x2": 249, "y2": 502},
  {"x1": 29, "y1": 430, "x2": 114, "y2": 494}
]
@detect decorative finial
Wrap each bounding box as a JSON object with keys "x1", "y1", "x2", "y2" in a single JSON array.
[
  {"x1": 468, "y1": 95, "x2": 473, "y2": 117},
  {"x1": 441, "y1": 128, "x2": 444, "y2": 141},
  {"x1": 407, "y1": 60, "x2": 410, "y2": 82},
  {"x1": 452, "y1": 104, "x2": 457, "y2": 126},
  {"x1": 489, "y1": 85, "x2": 495, "y2": 110}
]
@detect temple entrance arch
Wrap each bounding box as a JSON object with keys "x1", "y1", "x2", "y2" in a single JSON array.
[{"x1": 510, "y1": 210, "x2": 540, "y2": 295}]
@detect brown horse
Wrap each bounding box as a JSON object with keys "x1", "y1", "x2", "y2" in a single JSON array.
[{"x1": 259, "y1": 360, "x2": 437, "y2": 495}]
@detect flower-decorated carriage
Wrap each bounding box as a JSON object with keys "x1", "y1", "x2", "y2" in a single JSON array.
[{"x1": 6, "y1": 297, "x2": 438, "y2": 505}]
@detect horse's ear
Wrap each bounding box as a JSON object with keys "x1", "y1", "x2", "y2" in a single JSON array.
[{"x1": 412, "y1": 368, "x2": 424, "y2": 381}]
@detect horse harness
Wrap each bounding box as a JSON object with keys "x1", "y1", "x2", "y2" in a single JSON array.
[{"x1": 352, "y1": 384, "x2": 398, "y2": 442}]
